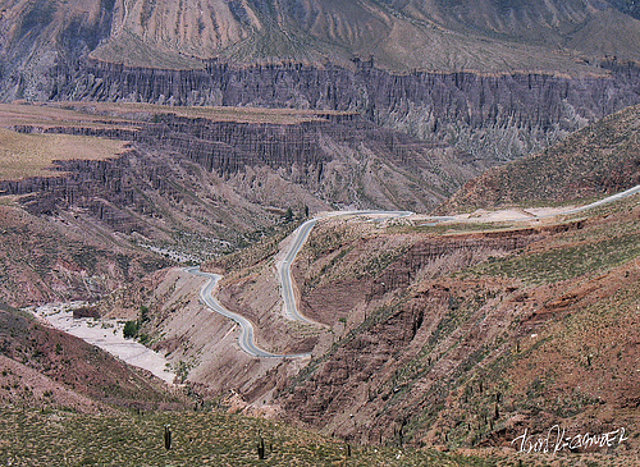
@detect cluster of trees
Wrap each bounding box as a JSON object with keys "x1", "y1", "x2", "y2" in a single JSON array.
[{"x1": 123, "y1": 305, "x2": 151, "y2": 344}]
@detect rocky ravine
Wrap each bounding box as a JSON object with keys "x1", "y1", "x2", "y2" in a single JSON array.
[
  {"x1": 265, "y1": 200, "x2": 640, "y2": 452},
  {"x1": 97, "y1": 189, "x2": 640, "y2": 455},
  {"x1": 0, "y1": 302, "x2": 183, "y2": 412}
]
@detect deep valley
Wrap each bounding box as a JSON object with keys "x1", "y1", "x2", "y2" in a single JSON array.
[{"x1": 1, "y1": 1, "x2": 640, "y2": 465}]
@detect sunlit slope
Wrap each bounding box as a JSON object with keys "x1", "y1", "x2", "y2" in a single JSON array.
[
  {"x1": 442, "y1": 104, "x2": 640, "y2": 213},
  {"x1": 3, "y1": 0, "x2": 640, "y2": 73}
]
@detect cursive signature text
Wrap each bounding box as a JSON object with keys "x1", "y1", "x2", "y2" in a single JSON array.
[{"x1": 511, "y1": 425, "x2": 629, "y2": 454}]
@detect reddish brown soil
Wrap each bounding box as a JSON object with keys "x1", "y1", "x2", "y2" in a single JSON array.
[
  {"x1": 263, "y1": 203, "x2": 640, "y2": 455},
  {"x1": 0, "y1": 306, "x2": 183, "y2": 412},
  {"x1": 0, "y1": 204, "x2": 166, "y2": 308}
]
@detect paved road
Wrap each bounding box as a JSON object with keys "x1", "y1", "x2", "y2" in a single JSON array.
[
  {"x1": 187, "y1": 267, "x2": 310, "y2": 359},
  {"x1": 538, "y1": 184, "x2": 640, "y2": 217},
  {"x1": 278, "y1": 219, "x2": 318, "y2": 323},
  {"x1": 277, "y1": 210, "x2": 413, "y2": 325},
  {"x1": 419, "y1": 184, "x2": 640, "y2": 225},
  {"x1": 187, "y1": 210, "x2": 412, "y2": 358},
  {"x1": 186, "y1": 186, "x2": 640, "y2": 358}
]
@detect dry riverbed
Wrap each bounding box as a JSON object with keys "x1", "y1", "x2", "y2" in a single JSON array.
[{"x1": 27, "y1": 302, "x2": 176, "y2": 384}]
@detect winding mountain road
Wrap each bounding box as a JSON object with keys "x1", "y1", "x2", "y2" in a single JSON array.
[
  {"x1": 277, "y1": 210, "x2": 412, "y2": 325},
  {"x1": 187, "y1": 267, "x2": 311, "y2": 359},
  {"x1": 191, "y1": 186, "x2": 640, "y2": 358},
  {"x1": 189, "y1": 210, "x2": 412, "y2": 358},
  {"x1": 188, "y1": 186, "x2": 640, "y2": 359}
]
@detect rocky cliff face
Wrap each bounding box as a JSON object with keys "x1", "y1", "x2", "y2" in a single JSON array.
[
  {"x1": 4, "y1": 0, "x2": 640, "y2": 169},
  {"x1": 41, "y1": 59, "x2": 640, "y2": 165},
  {"x1": 370, "y1": 225, "x2": 573, "y2": 295},
  {"x1": 0, "y1": 105, "x2": 479, "y2": 268}
]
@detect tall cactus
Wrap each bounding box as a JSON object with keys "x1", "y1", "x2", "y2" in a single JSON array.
[{"x1": 164, "y1": 424, "x2": 172, "y2": 450}]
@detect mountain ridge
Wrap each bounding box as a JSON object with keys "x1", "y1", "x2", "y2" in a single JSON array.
[
  {"x1": 4, "y1": 0, "x2": 640, "y2": 76},
  {"x1": 4, "y1": 1, "x2": 640, "y2": 168}
]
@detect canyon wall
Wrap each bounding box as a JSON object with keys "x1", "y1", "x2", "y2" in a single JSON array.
[
  {"x1": 39, "y1": 59, "x2": 640, "y2": 164},
  {"x1": 1, "y1": 110, "x2": 476, "y2": 248},
  {"x1": 0, "y1": 105, "x2": 480, "y2": 305},
  {"x1": 4, "y1": 0, "x2": 640, "y2": 167}
]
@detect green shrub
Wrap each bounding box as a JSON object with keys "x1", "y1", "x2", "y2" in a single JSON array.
[{"x1": 123, "y1": 320, "x2": 139, "y2": 339}]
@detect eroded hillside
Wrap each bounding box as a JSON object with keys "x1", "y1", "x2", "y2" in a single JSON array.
[
  {"x1": 443, "y1": 103, "x2": 640, "y2": 212},
  {"x1": 189, "y1": 194, "x2": 640, "y2": 457},
  {"x1": 0, "y1": 303, "x2": 182, "y2": 412},
  {"x1": 268, "y1": 196, "x2": 640, "y2": 453},
  {"x1": 3, "y1": 0, "x2": 640, "y2": 73},
  {"x1": 0, "y1": 102, "x2": 481, "y2": 305},
  {"x1": 4, "y1": 2, "x2": 640, "y2": 166}
]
